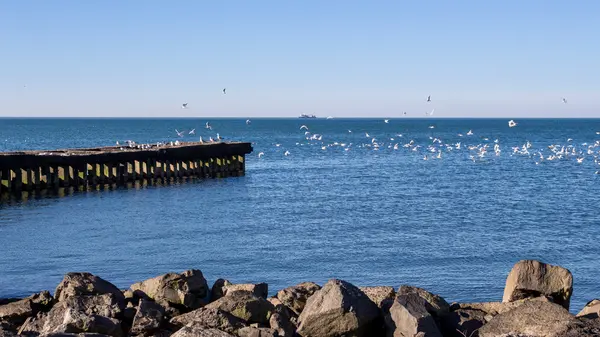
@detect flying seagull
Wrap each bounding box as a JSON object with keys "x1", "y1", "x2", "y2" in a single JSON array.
[
  {"x1": 175, "y1": 129, "x2": 185, "y2": 137},
  {"x1": 427, "y1": 95, "x2": 431, "y2": 102},
  {"x1": 223, "y1": 88, "x2": 226, "y2": 94},
  {"x1": 508, "y1": 120, "x2": 517, "y2": 128},
  {"x1": 189, "y1": 129, "x2": 196, "y2": 135},
  {"x1": 181, "y1": 103, "x2": 188, "y2": 109},
  {"x1": 562, "y1": 97, "x2": 567, "y2": 104}
]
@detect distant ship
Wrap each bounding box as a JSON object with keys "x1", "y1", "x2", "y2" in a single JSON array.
[{"x1": 299, "y1": 114, "x2": 317, "y2": 119}]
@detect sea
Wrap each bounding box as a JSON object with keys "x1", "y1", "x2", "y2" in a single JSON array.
[{"x1": 0, "y1": 118, "x2": 599, "y2": 312}]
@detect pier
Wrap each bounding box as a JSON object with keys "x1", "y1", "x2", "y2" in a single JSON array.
[{"x1": 0, "y1": 141, "x2": 253, "y2": 196}]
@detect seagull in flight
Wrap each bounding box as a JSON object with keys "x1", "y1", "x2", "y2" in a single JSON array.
[
  {"x1": 300, "y1": 125, "x2": 308, "y2": 130},
  {"x1": 384, "y1": 119, "x2": 389, "y2": 124},
  {"x1": 427, "y1": 95, "x2": 431, "y2": 102},
  {"x1": 246, "y1": 119, "x2": 251, "y2": 125},
  {"x1": 223, "y1": 88, "x2": 226, "y2": 94},
  {"x1": 189, "y1": 129, "x2": 196, "y2": 135},
  {"x1": 181, "y1": 103, "x2": 188, "y2": 109},
  {"x1": 175, "y1": 129, "x2": 185, "y2": 137},
  {"x1": 562, "y1": 97, "x2": 567, "y2": 104},
  {"x1": 508, "y1": 120, "x2": 517, "y2": 128}
]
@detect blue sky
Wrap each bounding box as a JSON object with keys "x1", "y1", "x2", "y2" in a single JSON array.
[{"x1": 1, "y1": 0, "x2": 599, "y2": 117}]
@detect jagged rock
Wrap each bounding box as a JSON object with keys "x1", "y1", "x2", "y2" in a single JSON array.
[
  {"x1": 276, "y1": 282, "x2": 320, "y2": 316},
  {"x1": 269, "y1": 311, "x2": 294, "y2": 337},
  {"x1": 451, "y1": 296, "x2": 552, "y2": 317},
  {"x1": 297, "y1": 279, "x2": 380, "y2": 337},
  {"x1": 439, "y1": 309, "x2": 487, "y2": 337},
  {"x1": 17, "y1": 294, "x2": 124, "y2": 337},
  {"x1": 210, "y1": 279, "x2": 233, "y2": 302},
  {"x1": 130, "y1": 299, "x2": 164, "y2": 336},
  {"x1": 205, "y1": 292, "x2": 274, "y2": 325},
  {"x1": 478, "y1": 301, "x2": 584, "y2": 337},
  {"x1": 397, "y1": 285, "x2": 449, "y2": 317},
  {"x1": 223, "y1": 284, "x2": 268, "y2": 299},
  {"x1": 502, "y1": 260, "x2": 573, "y2": 310},
  {"x1": 578, "y1": 299, "x2": 600, "y2": 319},
  {"x1": 359, "y1": 287, "x2": 395, "y2": 310},
  {"x1": 130, "y1": 270, "x2": 208, "y2": 310},
  {"x1": 170, "y1": 308, "x2": 246, "y2": 332},
  {"x1": 55, "y1": 273, "x2": 124, "y2": 303},
  {"x1": 236, "y1": 326, "x2": 279, "y2": 337},
  {"x1": 170, "y1": 322, "x2": 235, "y2": 337},
  {"x1": 0, "y1": 292, "x2": 53, "y2": 326},
  {"x1": 385, "y1": 293, "x2": 442, "y2": 337}
]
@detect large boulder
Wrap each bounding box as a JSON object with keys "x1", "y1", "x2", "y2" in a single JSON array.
[
  {"x1": 236, "y1": 326, "x2": 279, "y2": 337},
  {"x1": 385, "y1": 293, "x2": 442, "y2": 337},
  {"x1": 170, "y1": 308, "x2": 246, "y2": 333},
  {"x1": 439, "y1": 309, "x2": 487, "y2": 337},
  {"x1": 55, "y1": 273, "x2": 124, "y2": 303},
  {"x1": 358, "y1": 287, "x2": 395, "y2": 310},
  {"x1": 17, "y1": 294, "x2": 124, "y2": 337},
  {"x1": 129, "y1": 270, "x2": 208, "y2": 310},
  {"x1": 502, "y1": 260, "x2": 573, "y2": 310},
  {"x1": 276, "y1": 282, "x2": 320, "y2": 316},
  {"x1": 223, "y1": 283, "x2": 268, "y2": 299},
  {"x1": 130, "y1": 299, "x2": 164, "y2": 336},
  {"x1": 578, "y1": 299, "x2": 600, "y2": 319},
  {"x1": 478, "y1": 301, "x2": 584, "y2": 337},
  {"x1": 211, "y1": 279, "x2": 233, "y2": 302},
  {"x1": 204, "y1": 291, "x2": 274, "y2": 325},
  {"x1": 269, "y1": 304, "x2": 295, "y2": 337},
  {"x1": 170, "y1": 322, "x2": 235, "y2": 337},
  {"x1": 0, "y1": 292, "x2": 53, "y2": 327},
  {"x1": 397, "y1": 285, "x2": 449, "y2": 317},
  {"x1": 296, "y1": 279, "x2": 380, "y2": 337}
]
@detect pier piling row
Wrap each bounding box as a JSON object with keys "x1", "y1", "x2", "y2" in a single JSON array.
[{"x1": 0, "y1": 142, "x2": 253, "y2": 194}]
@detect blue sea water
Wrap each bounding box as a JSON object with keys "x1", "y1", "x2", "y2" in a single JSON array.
[{"x1": 0, "y1": 118, "x2": 599, "y2": 312}]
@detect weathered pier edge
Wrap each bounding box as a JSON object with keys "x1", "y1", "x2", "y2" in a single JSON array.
[{"x1": 0, "y1": 142, "x2": 253, "y2": 195}]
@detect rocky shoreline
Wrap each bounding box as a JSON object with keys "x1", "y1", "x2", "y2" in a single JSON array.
[{"x1": 0, "y1": 260, "x2": 598, "y2": 337}]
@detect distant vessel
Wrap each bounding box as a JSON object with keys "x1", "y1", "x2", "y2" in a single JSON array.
[{"x1": 299, "y1": 114, "x2": 317, "y2": 118}]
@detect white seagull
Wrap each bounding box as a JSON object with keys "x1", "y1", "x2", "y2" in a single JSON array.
[
  {"x1": 246, "y1": 119, "x2": 251, "y2": 125},
  {"x1": 189, "y1": 129, "x2": 196, "y2": 135},
  {"x1": 175, "y1": 129, "x2": 185, "y2": 137},
  {"x1": 562, "y1": 97, "x2": 567, "y2": 104},
  {"x1": 384, "y1": 119, "x2": 389, "y2": 123},
  {"x1": 300, "y1": 125, "x2": 308, "y2": 130},
  {"x1": 508, "y1": 120, "x2": 517, "y2": 128},
  {"x1": 181, "y1": 103, "x2": 188, "y2": 109}
]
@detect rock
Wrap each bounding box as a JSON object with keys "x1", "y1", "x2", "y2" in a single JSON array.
[
  {"x1": 502, "y1": 260, "x2": 573, "y2": 310},
  {"x1": 43, "y1": 334, "x2": 112, "y2": 337},
  {"x1": 170, "y1": 322, "x2": 236, "y2": 337},
  {"x1": 170, "y1": 308, "x2": 246, "y2": 333},
  {"x1": 130, "y1": 270, "x2": 208, "y2": 310},
  {"x1": 17, "y1": 294, "x2": 124, "y2": 337},
  {"x1": 205, "y1": 292, "x2": 274, "y2": 325},
  {"x1": 397, "y1": 285, "x2": 449, "y2": 317},
  {"x1": 578, "y1": 299, "x2": 600, "y2": 319},
  {"x1": 385, "y1": 293, "x2": 442, "y2": 337},
  {"x1": 55, "y1": 273, "x2": 124, "y2": 303},
  {"x1": 297, "y1": 279, "x2": 380, "y2": 337},
  {"x1": 211, "y1": 279, "x2": 232, "y2": 302},
  {"x1": 0, "y1": 291, "x2": 53, "y2": 326},
  {"x1": 223, "y1": 284, "x2": 268, "y2": 299},
  {"x1": 451, "y1": 296, "x2": 552, "y2": 317},
  {"x1": 439, "y1": 309, "x2": 487, "y2": 337},
  {"x1": 478, "y1": 301, "x2": 581, "y2": 337},
  {"x1": 276, "y1": 282, "x2": 320, "y2": 316},
  {"x1": 359, "y1": 287, "x2": 395, "y2": 310},
  {"x1": 269, "y1": 312, "x2": 294, "y2": 337},
  {"x1": 0, "y1": 327, "x2": 16, "y2": 337},
  {"x1": 130, "y1": 299, "x2": 165, "y2": 336},
  {"x1": 236, "y1": 326, "x2": 279, "y2": 337}
]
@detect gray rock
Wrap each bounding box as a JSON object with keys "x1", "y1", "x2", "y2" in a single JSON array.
[
  {"x1": 385, "y1": 293, "x2": 442, "y2": 337},
  {"x1": 276, "y1": 282, "x2": 320, "y2": 316},
  {"x1": 359, "y1": 287, "x2": 395, "y2": 310},
  {"x1": 236, "y1": 326, "x2": 279, "y2": 337},
  {"x1": 223, "y1": 284, "x2": 268, "y2": 300},
  {"x1": 439, "y1": 309, "x2": 486, "y2": 337},
  {"x1": 130, "y1": 270, "x2": 208, "y2": 310},
  {"x1": 170, "y1": 307, "x2": 246, "y2": 333},
  {"x1": 397, "y1": 285, "x2": 449, "y2": 317},
  {"x1": 0, "y1": 291, "x2": 53, "y2": 326},
  {"x1": 268, "y1": 304, "x2": 295, "y2": 337},
  {"x1": 170, "y1": 322, "x2": 236, "y2": 337},
  {"x1": 205, "y1": 292, "x2": 274, "y2": 325},
  {"x1": 502, "y1": 260, "x2": 573, "y2": 310},
  {"x1": 297, "y1": 279, "x2": 380, "y2": 337},
  {"x1": 578, "y1": 299, "x2": 600, "y2": 319},
  {"x1": 55, "y1": 273, "x2": 124, "y2": 303},
  {"x1": 130, "y1": 299, "x2": 164, "y2": 336},
  {"x1": 210, "y1": 279, "x2": 232, "y2": 302},
  {"x1": 478, "y1": 301, "x2": 578, "y2": 337}
]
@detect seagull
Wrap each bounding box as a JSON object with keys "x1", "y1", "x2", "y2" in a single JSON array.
[
  {"x1": 258, "y1": 152, "x2": 264, "y2": 158},
  {"x1": 189, "y1": 129, "x2": 196, "y2": 135},
  {"x1": 427, "y1": 95, "x2": 431, "y2": 102},
  {"x1": 384, "y1": 119, "x2": 389, "y2": 123},
  {"x1": 175, "y1": 129, "x2": 185, "y2": 137},
  {"x1": 562, "y1": 97, "x2": 567, "y2": 104},
  {"x1": 223, "y1": 88, "x2": 226, "y2": 94},
  {"x1": 426, "y1": 109, "x2": 434, "y2": 116},
  {"x1": 205, "y1": 122, "x2": 212, "y2": 130},
  {"x1": 284, "y1": 151, "x2": 290, "y2": 156},
  {"x1": 246, "y1": 119, "x2": 251, "y2": 125},
  {"x1": 216, "y1": 133, "x2": 222, "y2": 141},
  {"x1": 300, "y1": 125, "x2": 308, "y2": 130},
  {"x1": 403, "y1": 112, "x2": 407, "y2": 115},
  {"x1": 181, "y1": 103, "x2": 188, "y2": 109},
  {"x1": 199, "y1": 136, "x2": 204, "y2": 143},
  {"x1": 467, "y1": 130, "x2": 473, "y2": 136},
  {"x1": 508, "y1": 120, "x2": 517, "y2": 128}
]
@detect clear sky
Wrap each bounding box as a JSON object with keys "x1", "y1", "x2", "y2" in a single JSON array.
[{"x1": 1, "y1": 0, "x2": 599, "y2": 118}]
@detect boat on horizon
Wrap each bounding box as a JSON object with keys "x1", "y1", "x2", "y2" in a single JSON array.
[{"x1": 299, "y1": 113, "x2": 317, "y2": 118}]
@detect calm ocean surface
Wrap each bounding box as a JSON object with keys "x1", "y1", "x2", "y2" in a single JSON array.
[{"x1": 0, "y1": 118, "x2": 599, "y2": 312}]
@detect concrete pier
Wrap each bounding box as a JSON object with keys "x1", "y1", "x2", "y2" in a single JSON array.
[{"x1": 0, "y1": 141, "x2": 252, "y2": 196}]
